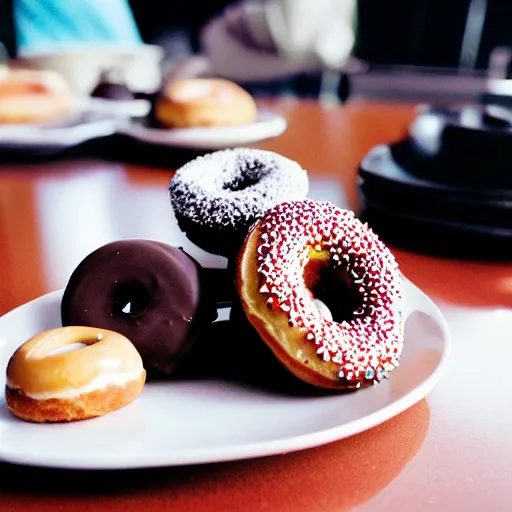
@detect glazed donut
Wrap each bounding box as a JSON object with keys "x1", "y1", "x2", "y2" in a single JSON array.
[
  {"x1": 5, "y1": 326, "x2": 146, "y2": 423},
  {"x1": 236, "y1": 199, "x2": 405, "y2": 390},
  {"x1": 155, "y1": 78, "x2": 257, "y2": 128},
  {"x1": 169, "y1": 148, "x2": 309, "y2": 257},
  {"x1": 0, "y1": 68, "x2": 75, "y2": 124},
  {"x1": 61, "y1": 240, "x2": 216, "y2": 374}
]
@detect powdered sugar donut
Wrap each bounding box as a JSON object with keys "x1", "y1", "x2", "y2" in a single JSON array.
[
  {"x1": 169, "y1": 148, "x2": 309, "y2": 257},
  {"x1": 236, "y1": 199, "x2": 405, "y2": 390}
]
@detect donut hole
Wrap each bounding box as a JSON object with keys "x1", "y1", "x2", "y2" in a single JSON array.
[
  {"x1": 303, "y1": 257, "x2": 363, "y2": 323},
  {"x1": 48, "y1": 343, "x2": 86, "y2": 356},
  {"x1": 222, "y1": 157, "x2": 272, "y2": 191},
  {"x1": 112, "y1": 280, "x2": 153, "y2": 318},
  {"x1": 222, "y1": 174, "x2": 260, "y2": 192}
]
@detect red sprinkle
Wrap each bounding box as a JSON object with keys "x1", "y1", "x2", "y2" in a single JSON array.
[{"x1": 255, "y1": 199, "x2": 404, "y2": 385}]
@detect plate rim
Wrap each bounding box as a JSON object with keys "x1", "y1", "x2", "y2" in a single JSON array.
[
  {"x1": 0, "y1": 108, "x2": 286, "y2": 152},
  {"x1": 0, "y1": 278, "x2": 450, "y2": 470},
  {"x1": 362, "y1": 196, "x2": 512, "y2": 237},
  {"x1": 0, "y1": 115, "x2": 118, "y2": 149},
  {"x1": 117, "y1": 108, "x2": 287, "y2": 149},
  {"x1": 360, "y1": 144, "x2": 512, "y2": 202}
]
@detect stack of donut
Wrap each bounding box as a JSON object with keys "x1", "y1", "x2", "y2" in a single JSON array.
[
  {"x1": 170, "y1": 149, "x2": 405, "y2": 389},
  {"x1": 4, "y1": 148, "x2": 405, "y2": 424}
]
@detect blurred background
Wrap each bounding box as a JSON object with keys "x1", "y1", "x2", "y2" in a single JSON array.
[
  {"x1": 0, "y1": 0, "x2": 511, "y2": 104},
  {"x1": 1, "y1": 0, "x2": 512, "y2": 266}
]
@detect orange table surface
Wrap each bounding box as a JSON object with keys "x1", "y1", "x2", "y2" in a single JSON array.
[{"x1": 0, "y1": 100, "x2": 511, "y2": 511}]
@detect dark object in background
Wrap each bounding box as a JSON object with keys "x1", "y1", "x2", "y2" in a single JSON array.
[
  {"x1": 355, "y1": 0, "x2": 470, "y2": 68},
  {"x1": 128, "y1": 0, "x2": 232, "y2": 53},
  {"x1": 359, "y1": 144, "x2": 512, "y2": 203},
  {"x1": 359, "y1": 179, "x2": 512, "y2": 229},
  {"x1": 355, "y1": 0, "x2": 512, "y2": 71},
  {"x1": 357, "y1": 143, "x2": 512, "y2": 260},
  {"x1": 394, "y1": 104, "x2": 512, "y2": 189},
  {"x1": 90, "y1": 72, "x2": 135, "y2": 101},
  {"x1": 0, "y1": 0, "x2": 15, "y2": 57},
  {"x1": 360, "y1": 200, "x2": 512, "y2": 260}
]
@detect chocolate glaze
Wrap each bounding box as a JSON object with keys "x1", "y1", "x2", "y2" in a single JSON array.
[
  {"x1": 61, "y1": 240, "x2": 215, "y2": 375},
  {"x1": 91, "y1": 80, "x2": 134, "y2": 101}
]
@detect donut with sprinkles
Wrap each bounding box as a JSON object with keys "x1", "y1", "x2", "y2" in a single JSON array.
[{"x1": 236, "y1": 199, "x2": 405, "y2": 390}]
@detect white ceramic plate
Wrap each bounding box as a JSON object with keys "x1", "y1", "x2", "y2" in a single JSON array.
[
  {"x1": 0, "y1": 278, "x2": 449, "y2": 470},
  {"x1": 0, "y1": 110, "x2": 118, "y2": 150},
  {"x1": 118, "y1": 109, "x2": 287, "y2": 149},
  {"x1": 82, "y1": 97, "x2": 152, "y2": 118}
]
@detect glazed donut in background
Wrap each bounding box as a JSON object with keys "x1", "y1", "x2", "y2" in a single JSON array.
[
  {"x1": 0, "y1": 68, "x2": 75, "y2": 125},
  {"x1": 61, "y1": 240, "x2": 216, "y2": 375},
  {"x1": 236, "y1": 199, "x2": 405, "y2": 390},
  {"x1": 169, "y1": 148, "x2": 309, "y2": 257},
  {"x1": 155, "y1": 78, "x2": 258, "y2": 128},
  {"x1": 5, "y1": 326, "x2": 146, "y2": 423}
]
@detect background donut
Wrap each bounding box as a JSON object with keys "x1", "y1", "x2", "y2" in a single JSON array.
[
  {"x1": 155, "y1": 78, "x2": 258, "y2": 128},
  {"x1": 0, "y1": 68, "x2": 75, "y2": 125}
]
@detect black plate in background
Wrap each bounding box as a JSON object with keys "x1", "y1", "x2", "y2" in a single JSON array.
[
  {"x1": 359, "y1": 196, "x2": 512, "y2": 260},
  {"x1": 358, "y1": 179, "x2": 512, "y2": 229},
  {"x1": 359, "y1": 143, "x2": 512, "y2": 202},
  {"x1": 393, "y1": 105, "x2": 512, "y2": 189}
]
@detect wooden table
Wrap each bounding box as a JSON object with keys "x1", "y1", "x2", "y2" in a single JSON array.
[{"x1": 1, "y1": 100, "x2": 511, "y2": 511}]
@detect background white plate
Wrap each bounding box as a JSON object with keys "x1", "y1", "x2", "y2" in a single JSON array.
[
  {"x1": 82, "y1": 97, "x2": 152, "y2": 119},
  {"x1": 118, "y1": 109, "x2": 287, "y2": 149},
  {"x1": 0, "y1": 278, "x2": 449, "y2": 470},
  {"x1": 0, "y1": 110, "x2": 118, "y2": 150}
]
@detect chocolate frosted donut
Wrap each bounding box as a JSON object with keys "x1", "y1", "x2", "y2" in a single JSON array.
[
  {"x1": 61, "y1": 240, "x2": 215, "y2": 375},
  {"x1": 169, "y1": 148, "x2": 309, "y2": 257}
]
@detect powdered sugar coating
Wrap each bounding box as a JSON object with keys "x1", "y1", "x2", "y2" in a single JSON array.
[
  {"x1": 255, "y1": 199, "x2": 404, "y2": 387},
  {"x1": 169, "y1": 148, "x2": 309, "y2": 230}
]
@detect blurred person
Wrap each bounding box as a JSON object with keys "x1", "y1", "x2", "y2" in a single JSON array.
[
  {"x1": 159, "y1": 0, "x2": 359, "y2": 98},
  {"x1": 201, "y1": 0, "x2": 358, "y2": 83},
  {"x1": 13, "y1": 0, "x2": 143, "y2": 54}
]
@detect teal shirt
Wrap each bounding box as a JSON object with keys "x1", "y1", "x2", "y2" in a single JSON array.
[{"x1": 14, "y1": 0, "x2": 142, "y2": 53}]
